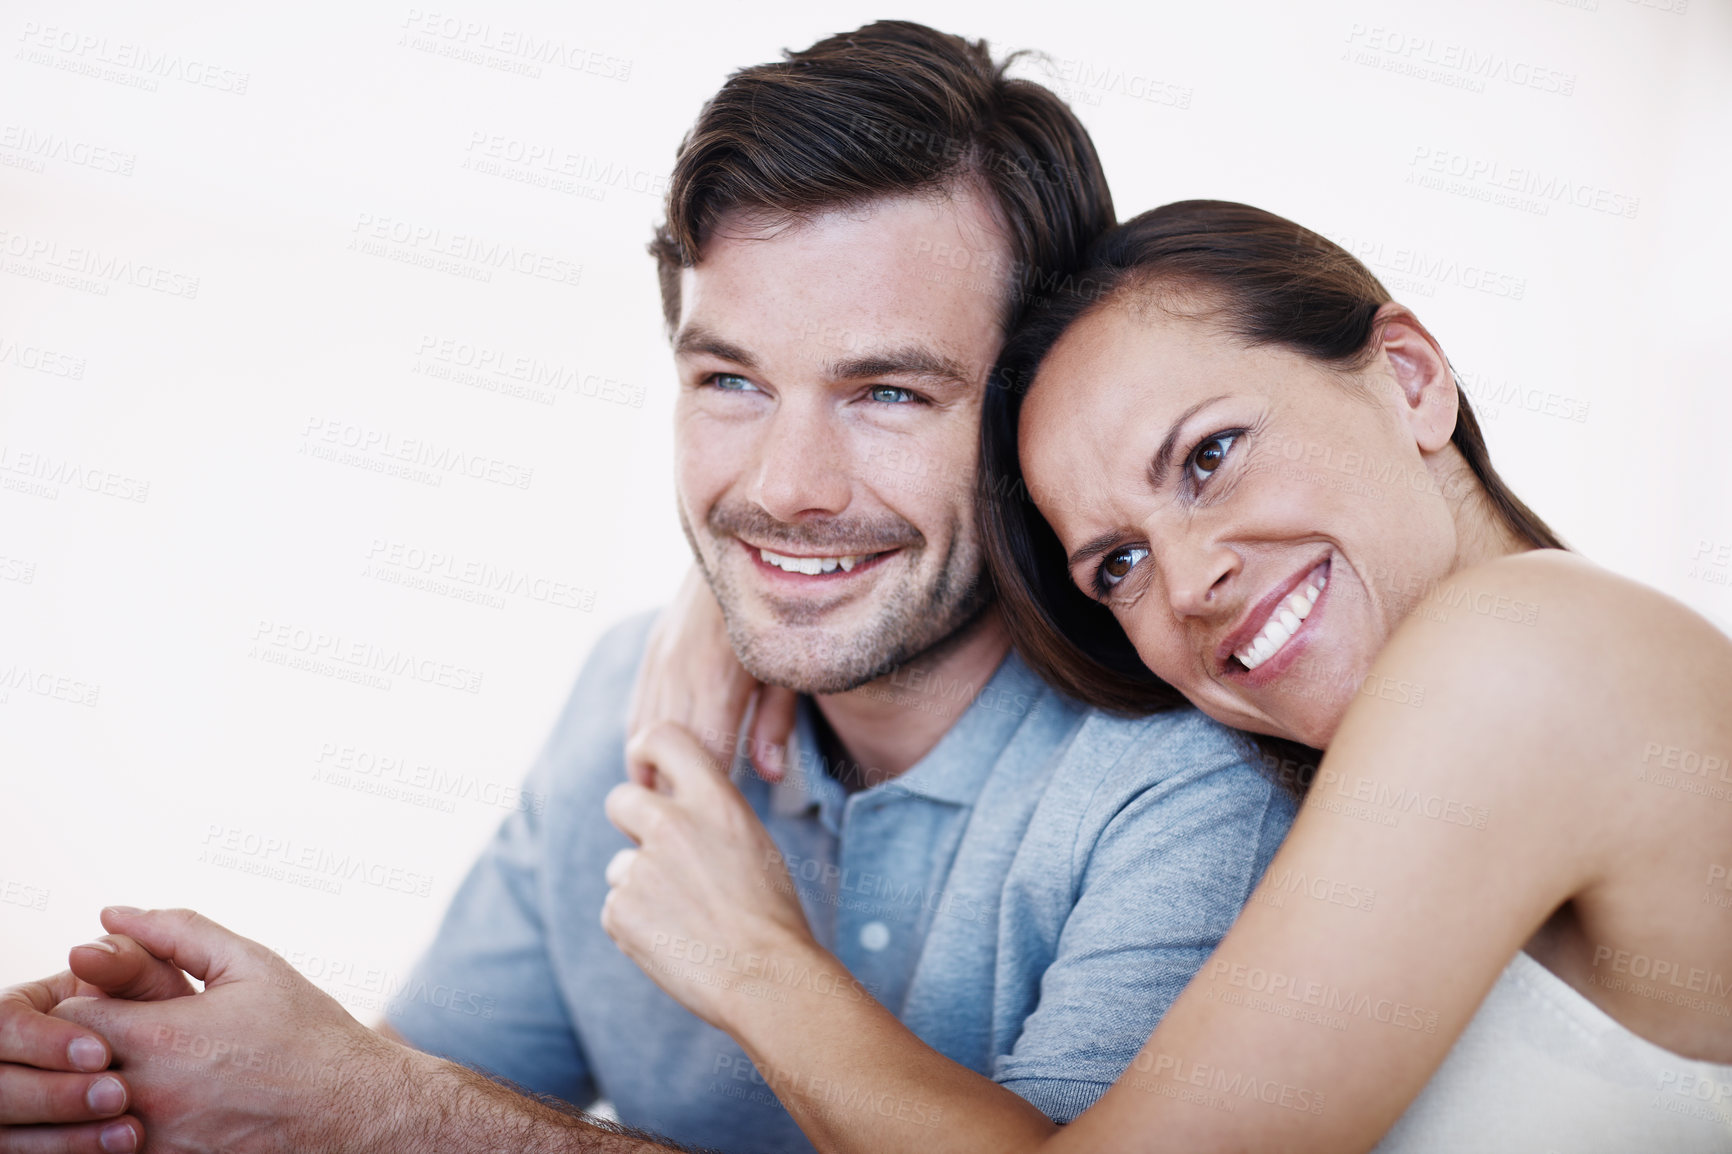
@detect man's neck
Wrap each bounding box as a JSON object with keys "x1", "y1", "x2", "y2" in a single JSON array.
[{"x1": 810, "y1": 606, "x2": 1012, "y2": 788}]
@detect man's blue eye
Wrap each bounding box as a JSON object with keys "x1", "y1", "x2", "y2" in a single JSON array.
[
  {"x1": 870, "y1": 385, "x2": 915, "y2": 404},
  {"x1": 712, "y1": 373, "x2": 756, "y2": 391}
]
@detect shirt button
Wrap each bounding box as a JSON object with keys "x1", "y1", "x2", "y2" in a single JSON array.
[{"x1": 859, "y1": 921, "x2": 891, "y2": 951}]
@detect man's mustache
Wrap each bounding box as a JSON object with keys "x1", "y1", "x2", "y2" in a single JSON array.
[{"x1": 707, "y1": 502, "x2": 923, "y2": 554}]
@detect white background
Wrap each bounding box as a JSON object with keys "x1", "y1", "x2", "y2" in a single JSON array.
[{"x1": 2, "y1": 0, "x2": 1728, "y2": 1003}]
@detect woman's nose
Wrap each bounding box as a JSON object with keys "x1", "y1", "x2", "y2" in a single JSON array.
[{"x1": 1161, "y1": 540, "x2": 1239, "y2": 618}]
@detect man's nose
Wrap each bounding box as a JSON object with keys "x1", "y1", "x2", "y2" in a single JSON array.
[{"x1": 746, "y1": 398, "x2": 852, "y2": 521}]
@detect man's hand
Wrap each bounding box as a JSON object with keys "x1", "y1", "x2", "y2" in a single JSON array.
[
  {"x1": 603, "y1": 721, "x2": 825, "y2": 1031},
  {"x1": 46, "y1": 909, "x2": 703, "y2": 1154},
  {"x1": 626, "y1": 564, "x2": 797, "y2": 783},
  {"x1": 0, "y1": 922, "x2": 195, "y2": 1153},
  {"x1": 47, "y1": 908, "x2": 411, "y2": 1154}
]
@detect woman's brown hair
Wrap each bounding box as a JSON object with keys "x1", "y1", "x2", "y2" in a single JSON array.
[{"x1": 980, "y1": 200, "x2": 1566, "y2": 794}]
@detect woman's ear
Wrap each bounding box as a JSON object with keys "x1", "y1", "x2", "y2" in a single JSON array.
[{"x1": 1373, "y1": 303, "x2": 1457, "y2": 453}]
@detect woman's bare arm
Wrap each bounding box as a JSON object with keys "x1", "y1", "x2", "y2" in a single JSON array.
[{"x1": 616, "y1": 552, "x2": 1731, "y2": 1154}]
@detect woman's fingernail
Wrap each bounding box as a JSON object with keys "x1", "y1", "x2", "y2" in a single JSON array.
[
  {"x1": 78, "y1": 938, "x2": 119, "y2": 955},
  {"x1": 87, "y1": 1075, "x2": 127, "y2": 1114},
  {"x1": 103, "y1": 906, "x2": 144, "y2": 916},
  {"x1": 68, "y1": 1036, "x2": 107, "y2": 1070},
  {"x1": 100, "y1": 1121, "x2": 138, "y2": 1153}
]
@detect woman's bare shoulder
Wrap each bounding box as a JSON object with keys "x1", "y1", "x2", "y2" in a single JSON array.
[
  {"x1": 1345, "y1": 548, "x2": 1731, "y2": 812},
  {"x1": 1390, "y1": 547, "x2": 1730, "y2": 680}
]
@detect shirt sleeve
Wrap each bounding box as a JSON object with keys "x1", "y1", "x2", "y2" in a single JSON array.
[
  {"x1": 991, "y1": 753, "x2": 1295, "y2": 1122},
  {"x1": 383, "y1": 746, "x2": 597, "y2": 1105}
]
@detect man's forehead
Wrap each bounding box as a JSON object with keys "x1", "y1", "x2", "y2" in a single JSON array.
[{"x1": 674, "y1": 188, "x2": 1012, "y2": 362}]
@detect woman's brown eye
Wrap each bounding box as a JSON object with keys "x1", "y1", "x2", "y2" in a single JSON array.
[
  {"x1": 1098, "y1": 546, "x2": 1150, "y2": 589},
  {"x1": 1188, "y1": 433, "x2": 1239, "y2": 482}
]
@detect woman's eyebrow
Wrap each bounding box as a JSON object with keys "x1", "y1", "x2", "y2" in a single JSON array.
[
  {"x1": 1145, "y1": 394, "x2": 1230, "y2": 490},
  {"x1": 1067, "y1": 529, "x2": 1125, "y2": 571}
]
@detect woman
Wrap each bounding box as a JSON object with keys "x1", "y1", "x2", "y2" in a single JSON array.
[{"x1": 603, "y1": 201, "x2": 1732, "y2": 1152}]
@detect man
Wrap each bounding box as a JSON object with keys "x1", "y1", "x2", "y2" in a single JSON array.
[{"x1": 0, "y1": 21, "x2": 1295, "y2": 1154}]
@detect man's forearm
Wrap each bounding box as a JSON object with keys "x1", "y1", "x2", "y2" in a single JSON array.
[{"x1": 370, "y1": 1045, "x2": 701, "y2": 1154}]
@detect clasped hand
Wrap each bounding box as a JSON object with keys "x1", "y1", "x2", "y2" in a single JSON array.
[{"x1": 602, "y1": 721, "x2": 825, "y2": 1033}]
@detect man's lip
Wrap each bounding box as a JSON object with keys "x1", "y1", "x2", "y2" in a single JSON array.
[
  {"x1": 738, "y1": 539, "x2": 904, "y2": 579},
  {"x1": 1215, "y1": 557, "x2": 1332, "y2": 675}
]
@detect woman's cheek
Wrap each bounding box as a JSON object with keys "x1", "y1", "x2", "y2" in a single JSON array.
[{"x1": 1123, "y1": 616, "x2": 1191, "y2": 693}]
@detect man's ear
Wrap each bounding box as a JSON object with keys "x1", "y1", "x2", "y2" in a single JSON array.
[{"x1": 1373, "y1": 303, "x2": 1457, "y2": 453}]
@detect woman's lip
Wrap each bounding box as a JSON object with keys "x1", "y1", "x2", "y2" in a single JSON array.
[{"x1": 1215, "y1": 557, "x2": 1331, "y2": 677}]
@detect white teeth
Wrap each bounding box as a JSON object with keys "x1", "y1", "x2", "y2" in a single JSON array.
[
  {"x1": 1234, "y1": 571, "x2": 1327, "y2": 672},
  {"x1": 759, "y1": 548, "x2": 871, "y2": 576}
]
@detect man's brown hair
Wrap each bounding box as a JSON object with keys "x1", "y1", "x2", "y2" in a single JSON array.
[{"x1": 649, "y1": 20, "x2": 1115, "y2": 332}]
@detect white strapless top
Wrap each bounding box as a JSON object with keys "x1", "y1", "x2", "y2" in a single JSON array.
[{"x1": 1373, "y1": 949, "x2": 1732, "y2": 1153}]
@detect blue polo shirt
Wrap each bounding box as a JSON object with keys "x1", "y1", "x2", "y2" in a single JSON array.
[{"x1": 387, "y1": 613, "x2": 1294, "y2": 1152}]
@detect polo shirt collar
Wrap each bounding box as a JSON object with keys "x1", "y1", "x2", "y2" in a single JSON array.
[{"x1": 750, "y1": 649, "x2": 1046, "y2": 832}]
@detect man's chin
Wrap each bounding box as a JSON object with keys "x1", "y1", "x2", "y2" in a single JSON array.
[{"x1": 727, "y1": 625, "x2": 892, "y2": 696}]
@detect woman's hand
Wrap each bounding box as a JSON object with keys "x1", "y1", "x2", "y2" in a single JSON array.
[
  {"x1": 602, "y1": 722, "x2": 825, "y2": 1031},
  {"x1": 627, "y1": 564, "x2": 799, "y2": 784}
]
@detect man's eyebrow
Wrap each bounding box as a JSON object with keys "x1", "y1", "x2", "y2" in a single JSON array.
[
  {"x1": 825, "y1": 348, "x2": 975, "y2": 391},
  {"x1": 673, "y1": 324, "x2": 757, "y2": 369},
  {"x1": 1146, "y1": 394, "x2": 1230, "y2": 490},
  {"x1": 1066, "y1": 529, "x2": 1125, "y2": 573}
]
